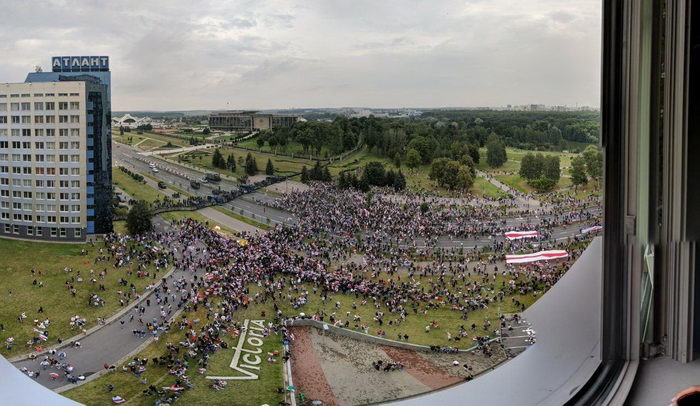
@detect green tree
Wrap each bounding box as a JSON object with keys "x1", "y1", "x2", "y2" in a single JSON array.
[
  {"x1": 126, "y1": 201, "x2": 152, "y2": 235},
  {"x1": 394, "y1": 170, "x2": 407, "y2": 191},
  {"x1": 227, "y1": 154, "x2": 236, "y2": 172},
  {"x1": 202, "y1": 128, "x2": 210, "y2": 135},
  {"x1": 212, "y1": 148, "x2": 224, "y2": 169},
  {"x1": 407, "y1": 136, "x2": 436, "y2": 164},
  {"x1": 357, "y1": 173, "x2": 371, "y2": 192},
  {"x1": 485, "y1": 133, "x2": 507, "y2": 168},
  {"x1": 265, "y1": 158, "x2": 274, "y2": 175},
  {"x1": 582, "y1": 145, "x2": 603, "y2": 185},
  {"x1": 570, "y1": 155, "x2": 588, "y2": 188},
  {"x1": 468, "y1": 144, "x2": 480, "y2": 164},
  {"x1": 429, "y1": 158, "x2": 450, "y2": 184},
  {"x1": 529, "y1": 177, "x2": 557, "y2": 192},
  {"x1": 459, "y1": 154, "x2": 476, "y2": 177},
  {"x1": 322, "y1": 167, "x2": 332, "y2": 182},
  {"x1": 543, "y1": 155, "x2": 561, "y2": 182},
  {"x1": 245, "y1": 153, "x2": 258, "y2": 175},
  {"x1": 442, "y1": 160, "x2": 461, "y2": 189},
  {"x1": 420, "y1": 202, "x2": 429, "y2": 214},
  {"x1": 393, "y1": 152, "x2": 402, "y2": 169},
  {"x1": 405, "y1": 149, "x2": 421, "y2": 170},
  {"x1": 456, "y1": 165, "x2": 474, "y2": 191},
  {"x1": 337, "y1": 172, "x2": 349, "y2": 189},
  {"x1": 256, "y1": 138, "x2": 265, "y2": 149},
  {"x1": 363, "y1": 161, "x2": 386, "y2": 186},
  {"x1": 519, "y1": 153, "x2": 537, "y2": 180}
]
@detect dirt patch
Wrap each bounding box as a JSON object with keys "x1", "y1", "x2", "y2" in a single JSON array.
[
  {"x1": 290, "y1": 327, "x2": 340, "y2": 405},
  {"x1": 309, "y1": 327, "x2": 427, "y2": 405},
  {"x1": 382, "y1": 346, "x2": 461, "y2": 389},
  {"x1": 290, "y1": 327, "x2": 509, "y2": 405}
]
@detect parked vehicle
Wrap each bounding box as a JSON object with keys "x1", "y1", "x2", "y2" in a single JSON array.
[
  {"x1": 157, "y1": 181, "x2": 166, "y2": 189},
  {"x1": 190, "y1": 180, "x2": 201, "y2": 189}
]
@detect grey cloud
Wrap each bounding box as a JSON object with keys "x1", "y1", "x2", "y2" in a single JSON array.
[{"x1": 0, "y1": 0, "x2": 601, "y2": 110}]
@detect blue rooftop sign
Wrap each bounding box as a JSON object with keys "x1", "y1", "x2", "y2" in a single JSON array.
[{"x1": 51, "y1": 56, "x2": 109, "y2": 72}]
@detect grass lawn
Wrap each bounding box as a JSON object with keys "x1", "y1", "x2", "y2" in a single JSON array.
[
  {"x1": 138, "y1": 131, "x2": 190, "y2": 147},
  {"x1": 478, "y1": 147, "x2": 578, "y2": 173},
  {"x1": 495, "y1": 173, "x2": 573, "y2": 195},
  {"x1": 112, "y1": 133, "x2": 149, "y2": 146},
  {"x1": 113, "y1": 221, "x2": 128, "y2": 235},
  {"x1": 178, "y1": 147, "x2": 315, "y2": 177},
  {"x1": 0, "y1": 239, "x2": 164, "y2": 357},
  {"x1": 112, "y1": 168, "x2": 168, "y2": 204},
  {"x1": 472, "y1": 176, "x2": 509, "y2": 198},
  {"x1": 213, "y1": 206, "x2": 274, "y2": 231},
  {"x1": 135, "y1": 138, "x2": 166, "y2": 151},
  {"x1": 495, "y1": 174, "x2": 534, "y2": 194},
  {"x1": 328, "y1": 150, "x2": 507, "y2": 198},
  {"x1": 63, "y1": 266, "x2": 544, "y2": 405},
  {"x1": 63, "y1": 307, "x2": 286, "y2": 406},
  {"x1": 237, "y1": 138, "x2": 334, "y2": 159}
]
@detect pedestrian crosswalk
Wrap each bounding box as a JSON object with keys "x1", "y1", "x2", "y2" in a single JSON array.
[{"x1": 499, "y1": 314, "x2": 536, "y2": 356}]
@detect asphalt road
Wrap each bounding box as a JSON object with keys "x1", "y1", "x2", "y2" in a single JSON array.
[
  {"x1": 10, "y1": 143, "x2": 602, "y2": 390},
  {"x1": 12, "y1": 217, "x2": 206, "y2": 390},
  {"x1": 114, "y1": 142, "x2": 601, "y2": 249}
]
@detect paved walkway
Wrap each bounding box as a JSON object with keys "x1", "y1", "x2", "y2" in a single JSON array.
[
  {"x1": 140, "y1": 143, "x2": 214, "y2": 156},
  {"x1": 475, "y1": 170, "x2": 541, "y2": 209},
  {"x1": 12, "y1": 219, "x2": 208, "y2": 391},
  {"x1": 197, "y1": 207, "x2": 263, "y2": 235}
]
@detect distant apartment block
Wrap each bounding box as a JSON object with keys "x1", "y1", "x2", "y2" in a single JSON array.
[{"x1": 208, "y1": 111, "x2": 301, "y2": 132}]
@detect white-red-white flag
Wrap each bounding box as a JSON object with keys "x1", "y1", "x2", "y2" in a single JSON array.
[
  {"x1": 505, "y1": 231, "x2": 539, "y2": 240},
  {"x1": 506, "y1": 250, "x2": 568, "y2": 264},
  {"x1": 582, "y1": 225, "x2": 603, "y2": 234}
]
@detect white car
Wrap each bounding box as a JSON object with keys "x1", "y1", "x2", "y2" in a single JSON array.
[{"x1": 152, "y1": 168, "x2": 159, "y2": 173}]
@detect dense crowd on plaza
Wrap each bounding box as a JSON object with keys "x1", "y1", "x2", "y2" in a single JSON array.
[{"x1": 10, "y1": 182, "x2": 601, "y2": 404}]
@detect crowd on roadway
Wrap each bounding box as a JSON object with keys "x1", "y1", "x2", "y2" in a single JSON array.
[{"x1": 12, "y1": 181, "x2": 602, "y2": 404}]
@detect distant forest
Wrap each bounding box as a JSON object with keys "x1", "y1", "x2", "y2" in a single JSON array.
[{"x1": 420, "y1": 110, "x2": 600, "y2": 148}]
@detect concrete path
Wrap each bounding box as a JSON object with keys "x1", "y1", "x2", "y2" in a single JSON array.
[
  {"x1": 475, "y1": 170, "x2": 541, "y2": 209},
  {"x1": 197, "y1": 207, "x2": 263, "y2": 234},
  {"x1": 12, "y1": 218, "x2": 208, "y2": 391},
  {"x1": 140, "y1": 143, "x2": 215, "y2": 156}
]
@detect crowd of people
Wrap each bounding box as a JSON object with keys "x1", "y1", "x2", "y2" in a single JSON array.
[{"x1": 12, "y1": 181, "x2": 602, "y2": 404}]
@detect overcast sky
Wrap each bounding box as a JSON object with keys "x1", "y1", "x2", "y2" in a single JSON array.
[{"x1": 0, "y1": 0, "x2": 601, "y2": 111}]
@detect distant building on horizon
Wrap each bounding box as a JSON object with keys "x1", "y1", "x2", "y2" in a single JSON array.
[
  {"x1": 208, "y1": 111, "x2": 302, "y2": 132},
  {"x1": 112, "y1": 113, "x2": 151, "y2": 129},
  {"x1": 0, "y1": 56, "x2": 112, "y2": 241}
]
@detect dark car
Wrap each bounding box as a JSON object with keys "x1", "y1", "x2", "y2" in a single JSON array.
[
  {"x1": 190, "y1": 180, "x2": 201, "y2": 189},
  {"x1": 157, "y1": 181, "x2": 167, "y2": 189}
]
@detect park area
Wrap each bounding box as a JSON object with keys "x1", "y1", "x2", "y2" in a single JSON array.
[
  {"x1": 169, "y1": 147, "x2": 316, "y2": 178},
  {"x1": 62, "y1": 261, "x2": 539, "y2": 405},
  {"x1": 63, "y1": 306, "x2": 286, "y2": 406},
  {"x1": 0, "y1": 238, "x2": 168, "y2": 358}
]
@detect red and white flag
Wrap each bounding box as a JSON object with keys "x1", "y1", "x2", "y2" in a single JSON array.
[
  {"x1": 505, "y1": 231, "x2": 539, "y2": 240},
  {"x1": 506, "y1": 250, "x2": 568, "y2": 264},
  {"x1": 582, "y1": 225, "x2": 603, "y2": 234}
]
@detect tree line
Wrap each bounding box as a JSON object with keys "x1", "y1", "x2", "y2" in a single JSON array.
[{"x1": 211, "y1": 149, "x2": 275, "y2": 176}]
